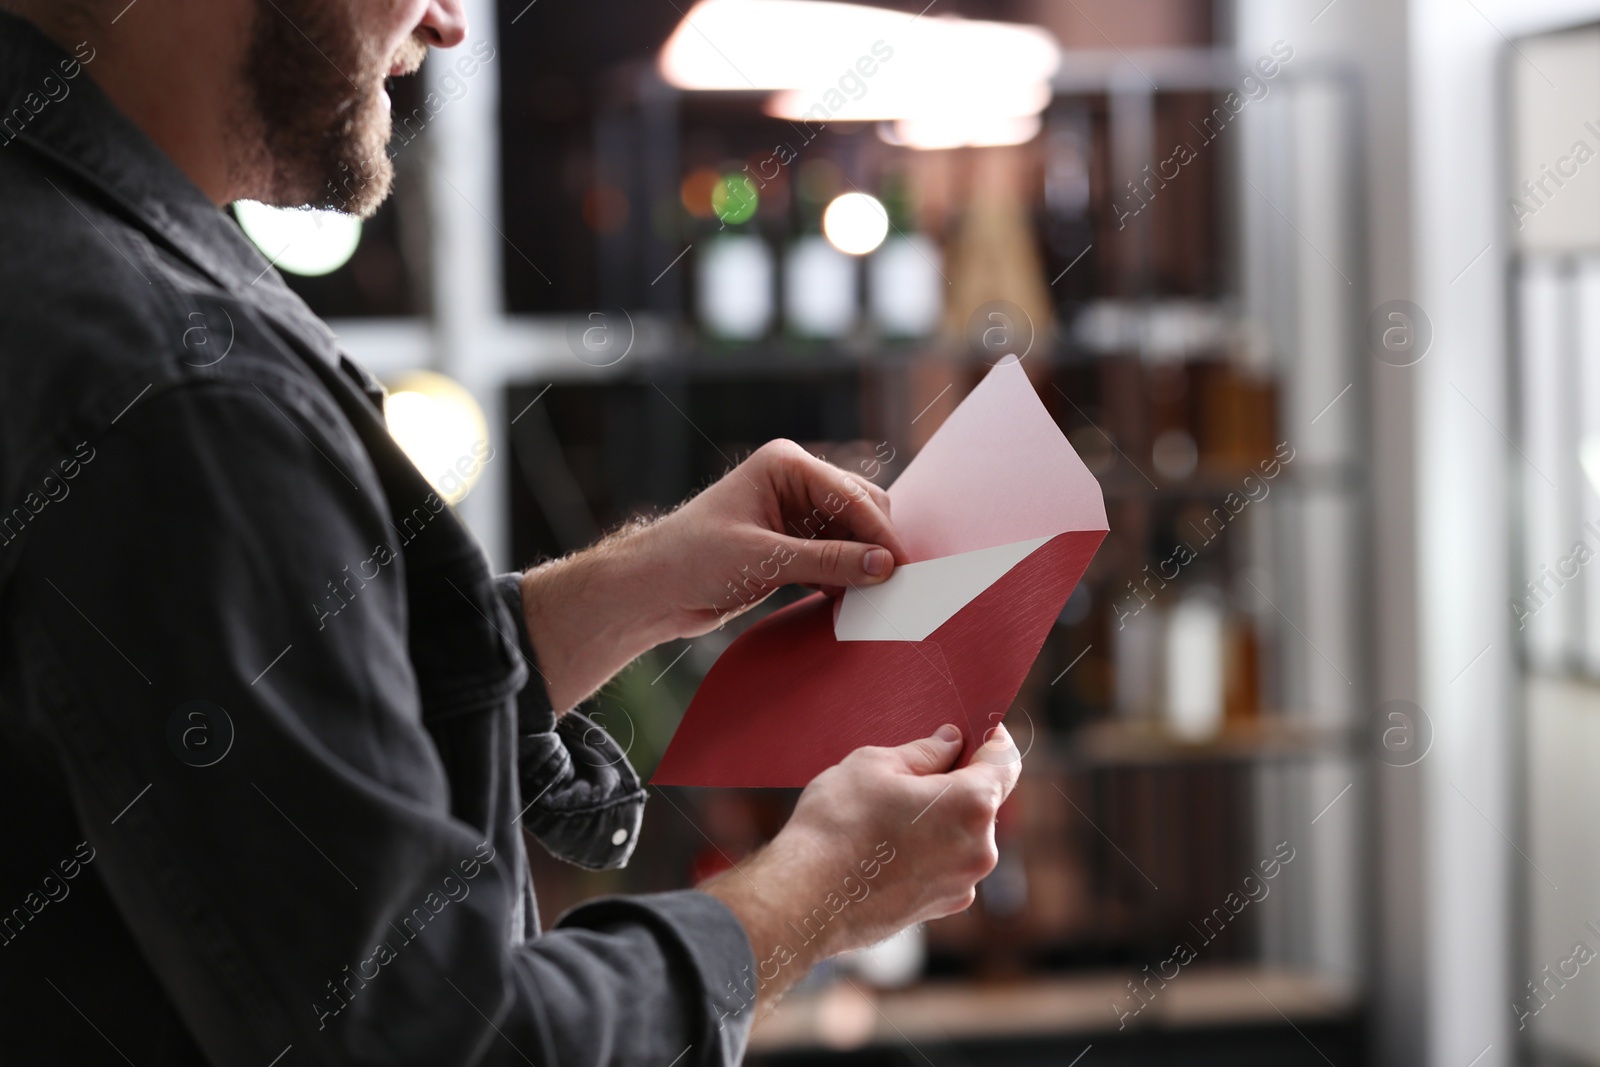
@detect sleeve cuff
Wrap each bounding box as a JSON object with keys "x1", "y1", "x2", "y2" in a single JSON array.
[
  {"x1": 515, "y1": 711, "x2": 646, "y2": 870},
  {"x1": 557, "y1": 890, "x2": 758, "y2": 1065}
]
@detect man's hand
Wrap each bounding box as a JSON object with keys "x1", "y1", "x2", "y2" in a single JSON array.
[
  {"x1": 703, "y1": 724, "x2": 1022, "y2": 1010},
  {"x1": 521, "y1": 439, "x2": 909, "y2": 710},
  {"x1": 645, "y1": 439, "x2": 911, "y2": 634}
]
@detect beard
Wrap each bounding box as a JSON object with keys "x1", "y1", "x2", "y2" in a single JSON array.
[{"x1": 235, "y1": 0, "x2": 426, "y2": 219}]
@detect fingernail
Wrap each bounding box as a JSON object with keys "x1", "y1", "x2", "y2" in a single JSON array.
[
  {"x1": 864, "y1": 548, "x2": 889, "y2": 576},
  {"x1": 935, "y1": 724, "x2": 961, "y2": 742}
]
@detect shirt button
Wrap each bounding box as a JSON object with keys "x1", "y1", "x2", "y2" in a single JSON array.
[{"x1": 610, "y1": 828, "x2": 629, "y2": 846}]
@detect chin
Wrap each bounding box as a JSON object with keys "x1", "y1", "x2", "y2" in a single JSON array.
[
  {"x1": 241, "y1": 0, "x2": 403, "y2": 218},
  {"x1": 306, "y1": 94, "x2": 397, "y2": 217}
]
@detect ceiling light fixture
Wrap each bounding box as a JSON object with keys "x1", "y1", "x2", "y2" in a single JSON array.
[{"x1": 659, "y1": 0, "x2": 1059, "y2": 150}]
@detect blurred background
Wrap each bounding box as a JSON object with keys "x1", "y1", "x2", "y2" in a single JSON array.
[{"x1": 230, "y1": 0, "x2": 1600, "y2": 1063}]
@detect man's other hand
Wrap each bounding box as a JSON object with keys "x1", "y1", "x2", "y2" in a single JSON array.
[{"x1": 703, "y1": 724, "x2": 1022, "y2": 1009}]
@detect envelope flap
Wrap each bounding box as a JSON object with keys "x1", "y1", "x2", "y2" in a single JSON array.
[{"x1": 889, "y1": 356, "x2": 1109, "y2": 560}]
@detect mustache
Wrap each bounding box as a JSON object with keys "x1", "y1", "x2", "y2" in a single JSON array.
[{"x1": 388, "y1": 33, "x2": 429, "y2": 78}]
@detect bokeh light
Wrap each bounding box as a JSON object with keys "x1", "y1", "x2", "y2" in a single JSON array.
[
  {"x1": 680, "y1": 167, "x2": 721, "y2": 219},
  {"x1": 711, "y1": 173, "x2": 759, "y2": 225},
  {"x1": 822, "y1": 192, "x2": 889, "y2": 255},
  {"x1": 233, "y1": 200, "x2": 362, "y2": 277},
  {"x1": 383, "y1": 371, "x2": 491, "y2": 505}
]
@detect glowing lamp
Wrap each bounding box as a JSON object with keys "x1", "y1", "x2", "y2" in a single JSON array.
[{"x1": 659, "y1": 0, "x2": 1060, "y2": 151}]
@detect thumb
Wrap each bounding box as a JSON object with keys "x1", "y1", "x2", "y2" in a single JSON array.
[
  {"x1": 966, "y1": 723, "x2": 1023, "y2": 801},
  {"x1": 779, "y1": 535, "x2": 895, "y2": 588},
  {"x1": 893, "y1": 724, "x2": 964, "y2": 776}
]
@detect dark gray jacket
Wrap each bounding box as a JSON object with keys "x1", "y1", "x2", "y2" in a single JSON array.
[{"x1": 0, "y1": 12, "x2": 754, "y2": 1065}]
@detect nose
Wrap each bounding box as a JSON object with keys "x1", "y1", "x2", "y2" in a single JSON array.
[{"x1": 416, "y1": 0, "x2": 468, "y2": 49}]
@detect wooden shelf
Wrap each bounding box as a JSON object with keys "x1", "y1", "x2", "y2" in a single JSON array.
[
  {"x1": 1058, "y1": 717, "x2": 1345, "y2": 769},
  {"x1": 749, "y1": 966, "x2": 1357, "y2": 1053}
]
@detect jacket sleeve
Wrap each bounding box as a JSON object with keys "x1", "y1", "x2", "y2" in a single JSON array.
[
  {"x1": 491, "y1": 574, "x2": 648, "y2": 872},
  {"x1": 7, "y1": 371, "x2": 757, "y2": 1067}
]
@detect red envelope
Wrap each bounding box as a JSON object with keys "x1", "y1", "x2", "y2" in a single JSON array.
[{"x1": 652, "y1": 357, "x2": 1108, "y2": 787}]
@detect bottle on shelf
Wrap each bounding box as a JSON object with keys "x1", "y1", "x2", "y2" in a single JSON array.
[
  {"x1": 697, "y1": 234, "x2": 773, "y2": 341},
  {"x1": 695, "y1": 170, "x2": 774, "y2": 342},
  {"x1": 940, "y1": 147, "x2": 1053, "y2": 360},
  {"x1": 1163, "y1": 586, "x2": 1227, "y2": 742},
  {"x1": 1112, "y1": 593, "x2": 1163, "y2": 724},
  {"x1": 1224, "y1": 610, "x2": 1262, "y2": 726},
  {"x1": 783, "y1": 233, "x2": 857, "y2": 340},
  {"x1": 867, "y1": 171, "x2": 943, "y2": 339}
]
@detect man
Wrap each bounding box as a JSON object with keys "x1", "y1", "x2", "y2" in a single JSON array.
[{"x1": 0, "y1": 1, "x2": 1020, "y2": 1064}]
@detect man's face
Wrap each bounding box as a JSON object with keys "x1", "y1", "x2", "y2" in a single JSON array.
[{"x1": 241, "y1": 0, "x2": 437, "y2": 219}]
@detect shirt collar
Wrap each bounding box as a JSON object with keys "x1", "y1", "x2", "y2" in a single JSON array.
[{"x1": 0, "y1": 10, "x2": 320, "y2": 306}]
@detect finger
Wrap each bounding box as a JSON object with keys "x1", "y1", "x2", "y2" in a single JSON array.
[
  {"x1": 824, "y1": 480, "x2": 909, "y2": 565},
  {"x1": 775, "y1": 531, "x2": 897, "y2": 588},
  {"x1": 786, "y1": 452, "x2": 911, "y2": 566},
  {"x1": 961, "y1": 724, "x2": 1023, "y2": 802},
  {"x1": 845, "y1": 471, "x2": 892, "y2": 516},
  {"x1": 892, "y1": 723, "x2": 965, "y2": 775}
]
